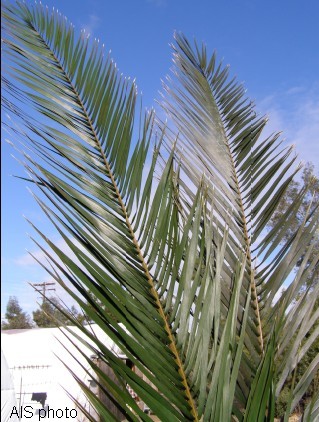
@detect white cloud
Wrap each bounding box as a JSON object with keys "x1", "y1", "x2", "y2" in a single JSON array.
[
  {"x1": 286, "y1": 86, "x2": 306, "y2": 95},
  {"x1": 289, "y1": 99, "x2": 319, "y2": 167},
  {"x1": 14, "y1": 237, "x2": 71, "y2": 266},
  {"x1": 257, "y1": 83, "x2": 319, "y2": 172},
  {"x1": 81, "y1": 14, "x2": 101, "y2": 36}
]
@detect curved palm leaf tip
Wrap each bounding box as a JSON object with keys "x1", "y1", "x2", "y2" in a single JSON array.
[{"x1": 2, "y1": 2, "x2": 318, "y2": 421}]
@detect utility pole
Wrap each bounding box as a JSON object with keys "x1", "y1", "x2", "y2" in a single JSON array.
[{"x1": 30, "y1": 282, "x2": 55, "y2": 304}]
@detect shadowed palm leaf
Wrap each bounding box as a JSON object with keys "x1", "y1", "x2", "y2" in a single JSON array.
[{"x1": 2, "y1": 2, "x2": 318, "y2": 421}]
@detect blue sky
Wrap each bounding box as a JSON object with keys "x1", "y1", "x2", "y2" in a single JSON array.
[{"x1": 1, "y1": 0, "x2": 319, "y2": 316}]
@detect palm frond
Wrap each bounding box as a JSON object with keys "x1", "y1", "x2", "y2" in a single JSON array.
[
  {"x1": 159, "y1": 32, "x2": 318, "y2": 410},
  {"x1": 2, "y1": 2, "x2": 318, "y2": 421}
]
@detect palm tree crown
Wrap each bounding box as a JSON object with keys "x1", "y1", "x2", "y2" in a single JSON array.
[{"x1": 2, "y1": 2, "x2": 318, "y2": 421}]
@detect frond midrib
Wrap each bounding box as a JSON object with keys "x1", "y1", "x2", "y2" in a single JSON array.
[
  {"x1": 164, "y1": 36, "x2": 265, "y2": 357},
  {"x1": 196, "y1": 60, "x2": 265, "y2": 354},
  {"x1": 223, "y1": 133, "x2": 264, "y2": 354}
]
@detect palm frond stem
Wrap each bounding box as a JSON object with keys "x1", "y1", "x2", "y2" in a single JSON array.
[{"x1": 222, "y1": 115, "x2": 264, "y2": 354}]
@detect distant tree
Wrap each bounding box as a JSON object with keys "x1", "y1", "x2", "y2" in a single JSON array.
[
  {"x1": 85, "y1": 290, "x2": 117, "y2": 323},
  {"x1": 1, "y1": 296, "x2": 33, "y2": 330},
  {"x1": 269, "y1": 163, "x2": 319, "y2": 416},
  {"x1": 267, "y1": 162, "x2": 319, "y2": 287},
  {"x1": 32, "y1": 297, "x2": 86, "y2": 327},
  {"x1": 69, "y1": 304, "x2": 87, "y2": 326}
]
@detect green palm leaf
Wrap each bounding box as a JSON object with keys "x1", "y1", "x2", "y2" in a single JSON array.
[{"x1": 2, "y1": 2, "x2": 318, "y2": 421}]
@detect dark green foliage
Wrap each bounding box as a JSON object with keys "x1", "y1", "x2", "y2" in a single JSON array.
[
  {"x1": 1, "y1": 296, "x2": 33, "y2": 330},
  {"x1": 32, "y1": 297, "x2": 86, "y2": 327}
]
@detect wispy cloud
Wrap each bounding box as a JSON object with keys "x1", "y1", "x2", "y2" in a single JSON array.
[
  {"x1": 257, "y1": 83, "x2": 319, "y2": 172},
  {"x1": 289, "y1": 98, "x2": 319, "y2": 167},
  {"x1": 14, "y1": 233, "x2": 106, "y2": 285},
  {"x1": 14, "y1": 238, "x2": 70, "y2": 266},
  {"x1": 81, "y1": 14, "x2": 101, "y2": 36},
  {"x1": 286, "y1": 86, "x2": 306, "y2": 95}
]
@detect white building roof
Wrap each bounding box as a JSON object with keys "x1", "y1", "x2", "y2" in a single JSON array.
[{"x1": 1, "y1": 325, "x2": 125, "y2": 421}]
